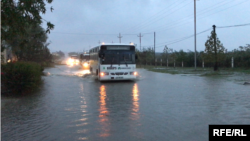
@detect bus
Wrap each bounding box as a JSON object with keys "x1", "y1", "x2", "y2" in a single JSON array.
[
  {"x1": 89, "y1": 43, "x2": 138, "y2": 81},
  {"x1": 67, "y1": 54, "x2": 80, "y2": 66},
  {"x1": 80, "y1": 52, "x2": 90, "y2": 68}
]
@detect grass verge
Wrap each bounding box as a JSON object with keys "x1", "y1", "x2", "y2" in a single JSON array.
[{"x1": 137, "y1": 65, "x2": 250, "y2": 76}]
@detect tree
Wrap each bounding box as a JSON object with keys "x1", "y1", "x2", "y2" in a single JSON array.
[
  {"x1": 161, "y1": 45, "x2": 171, "y2": 66},
  {"x1": 162, "y1": 45, "x2": 170, "y2": 62},
  {"x1": 168, "y1": 48, "x2": 177, "y2": 68},
  {"x1": 176, "y1": 49, "x2": 186, "y2": 67},
  {"x1": 2, "y1": 23, "x2": 52, "y2": 65},
  {"x1": 185, "y1": 50, "x2": 194, "y2": 67},
  {"x1": 57, "y1": 51, "x2": 65, "y2": 58},
  {"x1": 231, "y1": 44, "x2": 250, "y2": 67},
  {"x1": 1, "y1": 0, "x2": 54, "y2": 52},
  {"x1": 0, "y1": 42, "x2": 4, "y2": 62},
  {"x1": 68, "y1": 52, "x2": 79, "y2": 57},
  {"x1": 139, "y1": 47, "x2": 154, "y2": 65},
  {"x1": 204, "y1": 30, "x2": 225, "y2": 70},
  {"x1": 6, "y1": 24, "x2": 51, "y2": 64},
  {"x1": 199, "y1": 51, "x2": 205, "y2": 67}
]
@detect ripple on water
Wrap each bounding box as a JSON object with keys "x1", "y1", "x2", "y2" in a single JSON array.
[{"x1": 1, "y1": 93, "x2": 57, "y2": 141}]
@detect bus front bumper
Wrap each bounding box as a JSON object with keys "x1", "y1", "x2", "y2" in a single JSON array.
[{"x1": 99, "y1": 75, "x2": 137, "y2": 81}]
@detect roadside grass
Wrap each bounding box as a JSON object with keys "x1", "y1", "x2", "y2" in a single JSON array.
[{"x1": 137, "y1": 65, "x2": 250, "y2": 76}]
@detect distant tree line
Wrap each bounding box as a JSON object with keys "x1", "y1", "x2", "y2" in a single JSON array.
[
  {"x1": 136, "y1": 30, "x2": 249, "y2": 69},
  {"x1": 52, "y1": 51, "x2": 65, "y2": 61},
  {"x1": 136, "y1": 44, "x2": 250, "y2": 68},
  {"x1": 68, "y1": 52, "x2": 79, "y2": 57}
]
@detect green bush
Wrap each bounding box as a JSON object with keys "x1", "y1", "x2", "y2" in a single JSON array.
[{"x1": 1, "y1": 61, "x2": 43, "y2": 94}]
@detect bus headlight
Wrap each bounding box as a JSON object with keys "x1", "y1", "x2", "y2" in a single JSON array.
[
  {"x1": 83, "y1": 63, "x2": 88, "y2": 67},
  {"x1": 100, "y1": 72, "x2": 109, "y2": 77},
  {"x1": 130, "y1": 72, "x2": 137, "y2": 76},
  {"x1": 100, "y1": 72, "x2": 105, "y2": 76}
]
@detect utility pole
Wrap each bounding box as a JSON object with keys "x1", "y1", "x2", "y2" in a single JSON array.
[
  {"x1": 213, "y1": 25, "x2": 218, "y2": 71},
  {"x1": 137, "y1": 33, "x2": 143, "y2": 51},
  {"x1": 98, "y1": 40, "x2": 101, "y2": 44},
  {"x1": 154, "y1": 32, "x2": 156, "y2": 66},
  {"x1": 194, "y1": 0, "x2": 197, "y2": 70},
  {"x1": 117, "y1": 33, "x2": 122, "y2": 43}
]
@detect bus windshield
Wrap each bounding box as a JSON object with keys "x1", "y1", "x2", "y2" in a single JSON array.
[
  {"x1": 82, "y1": 55, "x2": 90, "y2": 60},
  {"x1": 70, "y1": 55, "x2": 78, "y2": 59},
  {"x1": 80, "y1": 53, "x2": 90, "y2": 61},
  {"x1": 100, "y1": 50, "x2": 135, "y2": 64}
]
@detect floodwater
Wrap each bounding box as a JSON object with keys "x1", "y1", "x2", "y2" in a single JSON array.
[{"x1": 1, "y1": 65, "x2": 250, "y2": 141}]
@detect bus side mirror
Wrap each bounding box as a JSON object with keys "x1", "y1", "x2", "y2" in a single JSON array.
[
  {"x1": 99, "y1": 52, "x2": 105, "y2": 59},
  {"x1": 135, "y1": 54, "x2": 138, "y2": 60}
]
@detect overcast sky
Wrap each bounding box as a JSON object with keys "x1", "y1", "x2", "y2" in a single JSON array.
[{"x1": 41, "y1": 0, "x2": 250, "y2": 53}]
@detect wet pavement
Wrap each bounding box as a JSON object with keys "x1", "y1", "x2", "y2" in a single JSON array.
[{"x1": 1, "y1": 65, "x2": 250, "y2": 141}]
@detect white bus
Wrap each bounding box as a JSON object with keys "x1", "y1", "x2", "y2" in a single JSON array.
[
  {"x1": 80, "y1": 52, "x2": 90, "y2": 69},
  {"x1": 89, "y1": 43, "x2": 138, "y2": 81}
]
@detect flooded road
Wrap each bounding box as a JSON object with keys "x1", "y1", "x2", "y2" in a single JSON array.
[{"x1": 1, "y1": 65, "x2": 250, "y2": 141}]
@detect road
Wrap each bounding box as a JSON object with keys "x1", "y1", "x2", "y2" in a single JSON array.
[{"x1": 1, "y1": 65, "x2": 250, "y2": 141}]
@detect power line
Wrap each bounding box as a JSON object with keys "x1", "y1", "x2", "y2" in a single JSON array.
[
  {"x1": 145, "y1": 28, "x2": 212, "y2": 48},
  {"x1": 48, "y1": 30, "x2": 155, "y2": 36},
  {"x1": 129, "y1": 0, "x2": 193, "y2": 33},
  {"x1": 141, "y1": 32, "x2": 154, "y2": 35},
  {"x1": 121, "y1": 0, "x2": 187, "y2": 33},
  {"x1": 163, "y1": 28, "x2": 211, "y2": 46},
  {"x1": 42, "y1": 18, "x2": 48, "y2": 22},
  {"x1": 140, "y1": 0, "x2": 239, "y2": 33},
  {"x1": 131, "y1": 1, "x2": 192, "y2": 33},
  {"x1": 124, "y1": 0, "x2": 229, "y2": 33},
  {"x1": 50, "y1": 32, "x2": 138, "y2": 36},
  {"x1": 156, "y1": 0, "x2": 234, "y2": 32},
  {"x1": 217, "y1": 23, "x2": 250, "y2": 28},
  {"x1": 150, "y1": 22, "x2": 250, "y2": 49},
  {"x1": 135, "y1": 0, "x2": 247, "y2": 34}
]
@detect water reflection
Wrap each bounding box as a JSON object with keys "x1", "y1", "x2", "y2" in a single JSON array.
[
  {"x1": 75, "y1": 70, "x2": 90, "y2": 77},
  {"x1": 98, "y1": 85, "x2": 110, "y2": 137},
  {"x1": 77, "y1": 83, "x2": 89, "y2": 140},
  {"x1": 131, "y1": 83, "x2": 140, "y2": 120}
]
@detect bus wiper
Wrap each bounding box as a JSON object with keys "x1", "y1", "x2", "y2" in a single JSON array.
[
  {"x1": 111, "y1": 57, "x2": 114, "y2": 68},
  {"x1": 124, "y1": 59, "x2": 128, "y2": 67},
  {"x1": 118, "y1": 58, "x2": 120, "y2": 66},
  {"x1": 123, "y1": 56, "x2": 128, "y2": 67}
]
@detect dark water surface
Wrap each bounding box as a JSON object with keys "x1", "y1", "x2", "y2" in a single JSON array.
[{"x1": 1, "y1": 65, "x2": 250, "y2": 141}]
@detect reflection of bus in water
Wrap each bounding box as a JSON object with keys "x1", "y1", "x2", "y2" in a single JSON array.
[{"x1": 89, "y1": 43, "x2": 138, "y2": 81}]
